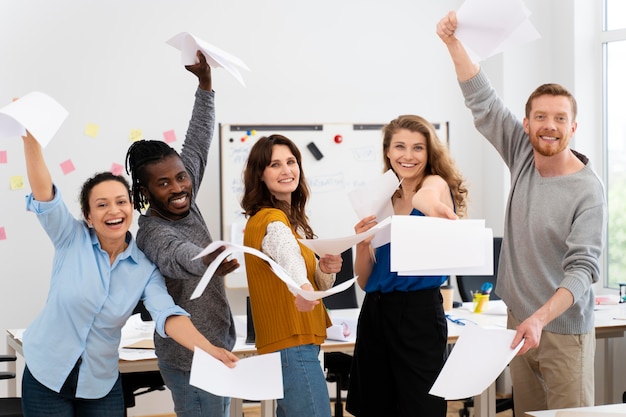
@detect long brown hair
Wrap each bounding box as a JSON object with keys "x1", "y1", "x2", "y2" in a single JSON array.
[
  {"x1": 382, "y1": 115, "x2": 468, "y2": 217},
  {"x1": 241, "y1": 135, "x2": 315, "y2": 239}
]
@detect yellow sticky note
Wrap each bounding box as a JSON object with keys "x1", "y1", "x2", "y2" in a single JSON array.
[
  {"x1": 84, "y1": 123, "x2": 100, "y2": 138},
  {"x1": 129, "y1": 129, "x2": 143, "y2": 142},
  {"x1": 10, "y1": 175, "x2": 25, "y2": 190}
]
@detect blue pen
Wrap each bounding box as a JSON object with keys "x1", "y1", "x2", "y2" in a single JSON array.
[
  {"x1": 446, "y1": 314, "x2": 466, "y2": 326},
  {"x1": 480, "y1": 282, "x2": 493, "y2": 295}
]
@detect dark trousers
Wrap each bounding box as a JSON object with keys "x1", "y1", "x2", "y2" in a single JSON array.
[
  {"x1": 21, "y1": 362, "x2": 124, "y2": 417},
  {"x1": 346, "y1": 288, "x2": 448, "y2": 417}
]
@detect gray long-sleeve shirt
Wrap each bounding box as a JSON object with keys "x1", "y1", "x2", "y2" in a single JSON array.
[
  {"x1": 460, "y1": 69, "x2": 606, "y2": 334},
  {"x1": 137, "y1": 88, "x2": 235, "y2": 370}
]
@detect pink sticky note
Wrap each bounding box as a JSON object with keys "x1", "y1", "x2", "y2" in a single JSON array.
[
  {"x1": 0, "y1": 150, "x2": 7, "y2": 164},
  {"x1": 0, "y1": 227, "x2": 6, "y2": 240},
  {"x1": 163, "y1": 129, "x2": 177, "y2": 143},
  {"x1": 110, "y1": 163, "x2": 124, "y2": 176},
  {"x1": 60, "y1": 159, "x2": 75, "y2": 175}
]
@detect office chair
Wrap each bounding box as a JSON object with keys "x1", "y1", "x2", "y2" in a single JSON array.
[
  {"x1": 121, "y1": 301, "x2": 166, "y2": 417},
  {"x1": 454, "y1": 237, "x2": 514, "y2": 416},
  {"x1": 323, "y1": 248, "x2": 357, "y2": 417},
  {"x1": 456, "y1": 237, "x2": 503, "y2": 302},
  {"x1": 0, "y1": 355, "x2": 23, "y2": 417}
]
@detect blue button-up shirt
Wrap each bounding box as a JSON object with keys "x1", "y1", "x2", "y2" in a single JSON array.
[{"x1": 23, "y1": 186, "x2": 188, "y2": 398}]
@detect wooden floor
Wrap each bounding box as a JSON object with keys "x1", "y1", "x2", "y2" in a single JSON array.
[{"x1": 241, "y1": 400, "x2": 515, "y2": 417}]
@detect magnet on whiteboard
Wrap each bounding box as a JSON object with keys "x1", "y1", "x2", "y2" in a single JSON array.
[{"x1": 307, "y1": 142, "x2": 324, "y2": 160}]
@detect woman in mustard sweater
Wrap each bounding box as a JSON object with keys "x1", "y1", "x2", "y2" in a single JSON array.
[{"x1": 241, "y1": 134, "x2": 343, "y2": 417}]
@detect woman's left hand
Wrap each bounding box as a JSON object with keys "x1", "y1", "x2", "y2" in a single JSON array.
[{"x1": 294, "y1": 283, "x2": 320, "y2": 312}]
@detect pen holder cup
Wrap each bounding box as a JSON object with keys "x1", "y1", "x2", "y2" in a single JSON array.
[{"x1": 473, "y1": 293, "x2": 490, "y2": 313}]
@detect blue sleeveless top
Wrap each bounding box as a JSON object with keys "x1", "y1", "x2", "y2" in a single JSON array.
[{"x1": 364, "y1": 208, "x2": 448, "y2": 293}]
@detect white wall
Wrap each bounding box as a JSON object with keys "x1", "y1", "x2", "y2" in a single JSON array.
[{"x1": 1, "y1": 1, "x2": 620, "y2": 414}]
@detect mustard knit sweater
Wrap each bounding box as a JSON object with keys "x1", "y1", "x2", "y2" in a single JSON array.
[{"x1": 243, "y1": 208, "x2": 331, "y2": 355}]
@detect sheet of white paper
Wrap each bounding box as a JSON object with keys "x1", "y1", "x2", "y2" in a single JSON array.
[
  {"x1": 190, "y1": 347, "x2": 283, "y2": 401},
  {"x1": 0, "y1": 92, "x2": 68, "y2": 147},
  {"x1": 191, "y1": 240, "x2": 358, "y2": 301},
  {"x1": 390, "y1": 216, "x2": 490, "y2": 274},
  {"x1": 348, "y1": 169, "x2": 400, "y2": 220},
  {"x1": 455, "y1": 0, "x2": 539, "y2": 61},
  {"x1": 298, "y1": 217, "x2": 391, "y2": 256},
  {"x1": 347, "y1": 170, "x2": 399, "y2": 248},
  {"x1": 396, "y1": 227, "x2": 493, "y2": 276},
  {"x1": 429, "y1": 325, "x2": 523, "y2": 400},
  {"x1": 167, "y1": 32, "x2": 250, "y2": 86}
]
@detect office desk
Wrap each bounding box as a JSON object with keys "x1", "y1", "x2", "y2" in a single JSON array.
[
  {"x1": 524, "y1": 403, "x2": 626, "y2": 416},
  {"x1": 6, "y1": 304, "x2": 626, "y2": 417}
]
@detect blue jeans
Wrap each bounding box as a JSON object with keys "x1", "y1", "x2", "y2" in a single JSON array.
[
  {"x1": 21, "y1": 364, "x2": 124, "y2": 417},
  {"x1": 158, "y1": 360, "x2": 230, "y2": 417},
  {"x1": 276, "y1": 344, "x2": 331, "y2": 417}
]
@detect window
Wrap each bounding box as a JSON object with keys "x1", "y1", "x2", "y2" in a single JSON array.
[{"x1": 603, "y1": 1, "x2": 626, "y2": 288}]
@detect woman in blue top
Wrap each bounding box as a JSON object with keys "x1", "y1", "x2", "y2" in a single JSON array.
[
  {"x1": 346, "y1": 115, "x2": 468, "y2": 417},
  {"x1": 19, "y1": 130, "x2": 238, "y2": 417}
]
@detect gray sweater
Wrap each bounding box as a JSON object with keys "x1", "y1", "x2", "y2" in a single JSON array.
[
  {"x1": 137, "y1": 88, "x2": 235, "y2": 370},
  {"x1": 460, "y1": 70, "x2": 606, "y2": 334}
]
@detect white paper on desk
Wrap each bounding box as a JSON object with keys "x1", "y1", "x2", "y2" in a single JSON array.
[
  {"x1": 118, "y1": 313, "x2": 157, "y2": 360},
  {"x1": 429, "y1": 325, "x2": 523, "y2": 400},
  {"x1": 190, "y1": 348, "x2": 283, "y2": 401},
  {"x1": 455, "y1": 0, "x2": 540, "y2": 62},
  {"x1": 348, "y1": 169, "x2": 399, "y2": 248},
  {"x1": 192, "y1": 240, "x2": 359, "y2": 301},
  {"x1": 0, "y1": 92, "x2": 68, "y2": 147},
  {"x1": 298, "y1": 217, "x2": 391, "y2": 257},
  {"x1": 390, "y1": 216, "x2": 492, "y2": 275},
  {"x1": 167, "y1": 32, "x2": 250, "y2": 86}
]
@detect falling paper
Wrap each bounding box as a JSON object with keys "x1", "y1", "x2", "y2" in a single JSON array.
[
  {"x1": 191, "y1": 240, "x2": 357, "y2": 301},
  {"x1": 429, "y1": 325, "x2": 523, "y2": 400},
  {"x1": 167, "y1": 32, "x2": 250, "y2": 86},
  {"x1": 0, "y1": 92, "x2": 68, "y2": 147}
]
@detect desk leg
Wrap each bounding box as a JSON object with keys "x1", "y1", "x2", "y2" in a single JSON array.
[
  {"x1": 474, "y1": 382, "x2": 496, "y2": 417},
  {"x1": 604, "y1": 338, "x2": 614, "y2": 404},
  {"x1": 230, "y1": 398, "x2": 243, "y2": 417},
  {"x1": 260, "y1": 399, "x2": 275, "y2": 417},
  {"x1": 5, "y1": 337, "x2": 17, "y2": 397}
]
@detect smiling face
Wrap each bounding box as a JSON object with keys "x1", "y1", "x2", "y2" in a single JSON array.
[
  {"x1": 140, "y1": 154, "x2": 193, "y2": 221},
  {"x1": 261, "y1": 144, "x2": 300, "y2": 204},
  {"x1": 86, "y1": 180, "x2": 133, "y2": 243},
  {"x1": 385, "y1": 128, "x2": 428, "y2": 183},
  {"x1": 524, "y1": 94, "x2": 578, "y2": 158}
]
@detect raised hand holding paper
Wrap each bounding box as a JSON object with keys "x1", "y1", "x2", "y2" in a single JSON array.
[
  {"x1": 167, "y1": 32, "x2": 250, "y2": 86},
  {"x1": 0, "y1": 92, "x2": 68, "y2": 147}
]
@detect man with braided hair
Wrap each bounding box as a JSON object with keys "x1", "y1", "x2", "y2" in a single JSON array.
[{"x1": 125, "y1": 50, "x2": 239, "y2": 417}]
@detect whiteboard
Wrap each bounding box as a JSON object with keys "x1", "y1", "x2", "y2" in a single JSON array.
[{"x1": 219, "y1": 122, "x2": 448, "y2": 287}]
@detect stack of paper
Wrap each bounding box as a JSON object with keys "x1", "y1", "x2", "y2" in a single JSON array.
[{"x1": 390, "y1": 216, "x2": 493, "y2": 276}]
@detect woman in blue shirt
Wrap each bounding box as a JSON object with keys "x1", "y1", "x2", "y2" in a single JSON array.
[
  {"x1": 19, "y1": 130, "x2": 238, "y2": 417},
  {"x1": 346, "y1": 115, "x2": 468, "y2": 417}
]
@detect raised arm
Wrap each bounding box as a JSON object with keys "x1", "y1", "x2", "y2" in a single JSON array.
[
  {"x1": 22, "y1": 131, "x2": 54, "y2": 202},
  {"x1": 436, "y1": 11, "x2": 480, "y2": 82}
]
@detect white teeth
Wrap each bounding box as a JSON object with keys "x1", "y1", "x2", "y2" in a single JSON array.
[
  {"x1": 401, "y1": 163, "x2": 416, "y2": 168},
  {"x1": 278, "y1": 179, "x2": 293, "y2": 183},
  {"x1": 106, "y1": 219, "x2": 123, "y2": 225},
  {"x1": 172, "y1": 196, "x2": 187, "y2": 203}
]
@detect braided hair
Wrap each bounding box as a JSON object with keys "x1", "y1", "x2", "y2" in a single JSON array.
[{"x1": 125, "y1": 140, "x2": 179, "y2": 212}]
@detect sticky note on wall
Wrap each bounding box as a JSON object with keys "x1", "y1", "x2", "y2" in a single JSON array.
[{"x1": 10, "y1": 175, "x2": 24, "y2": 190}]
